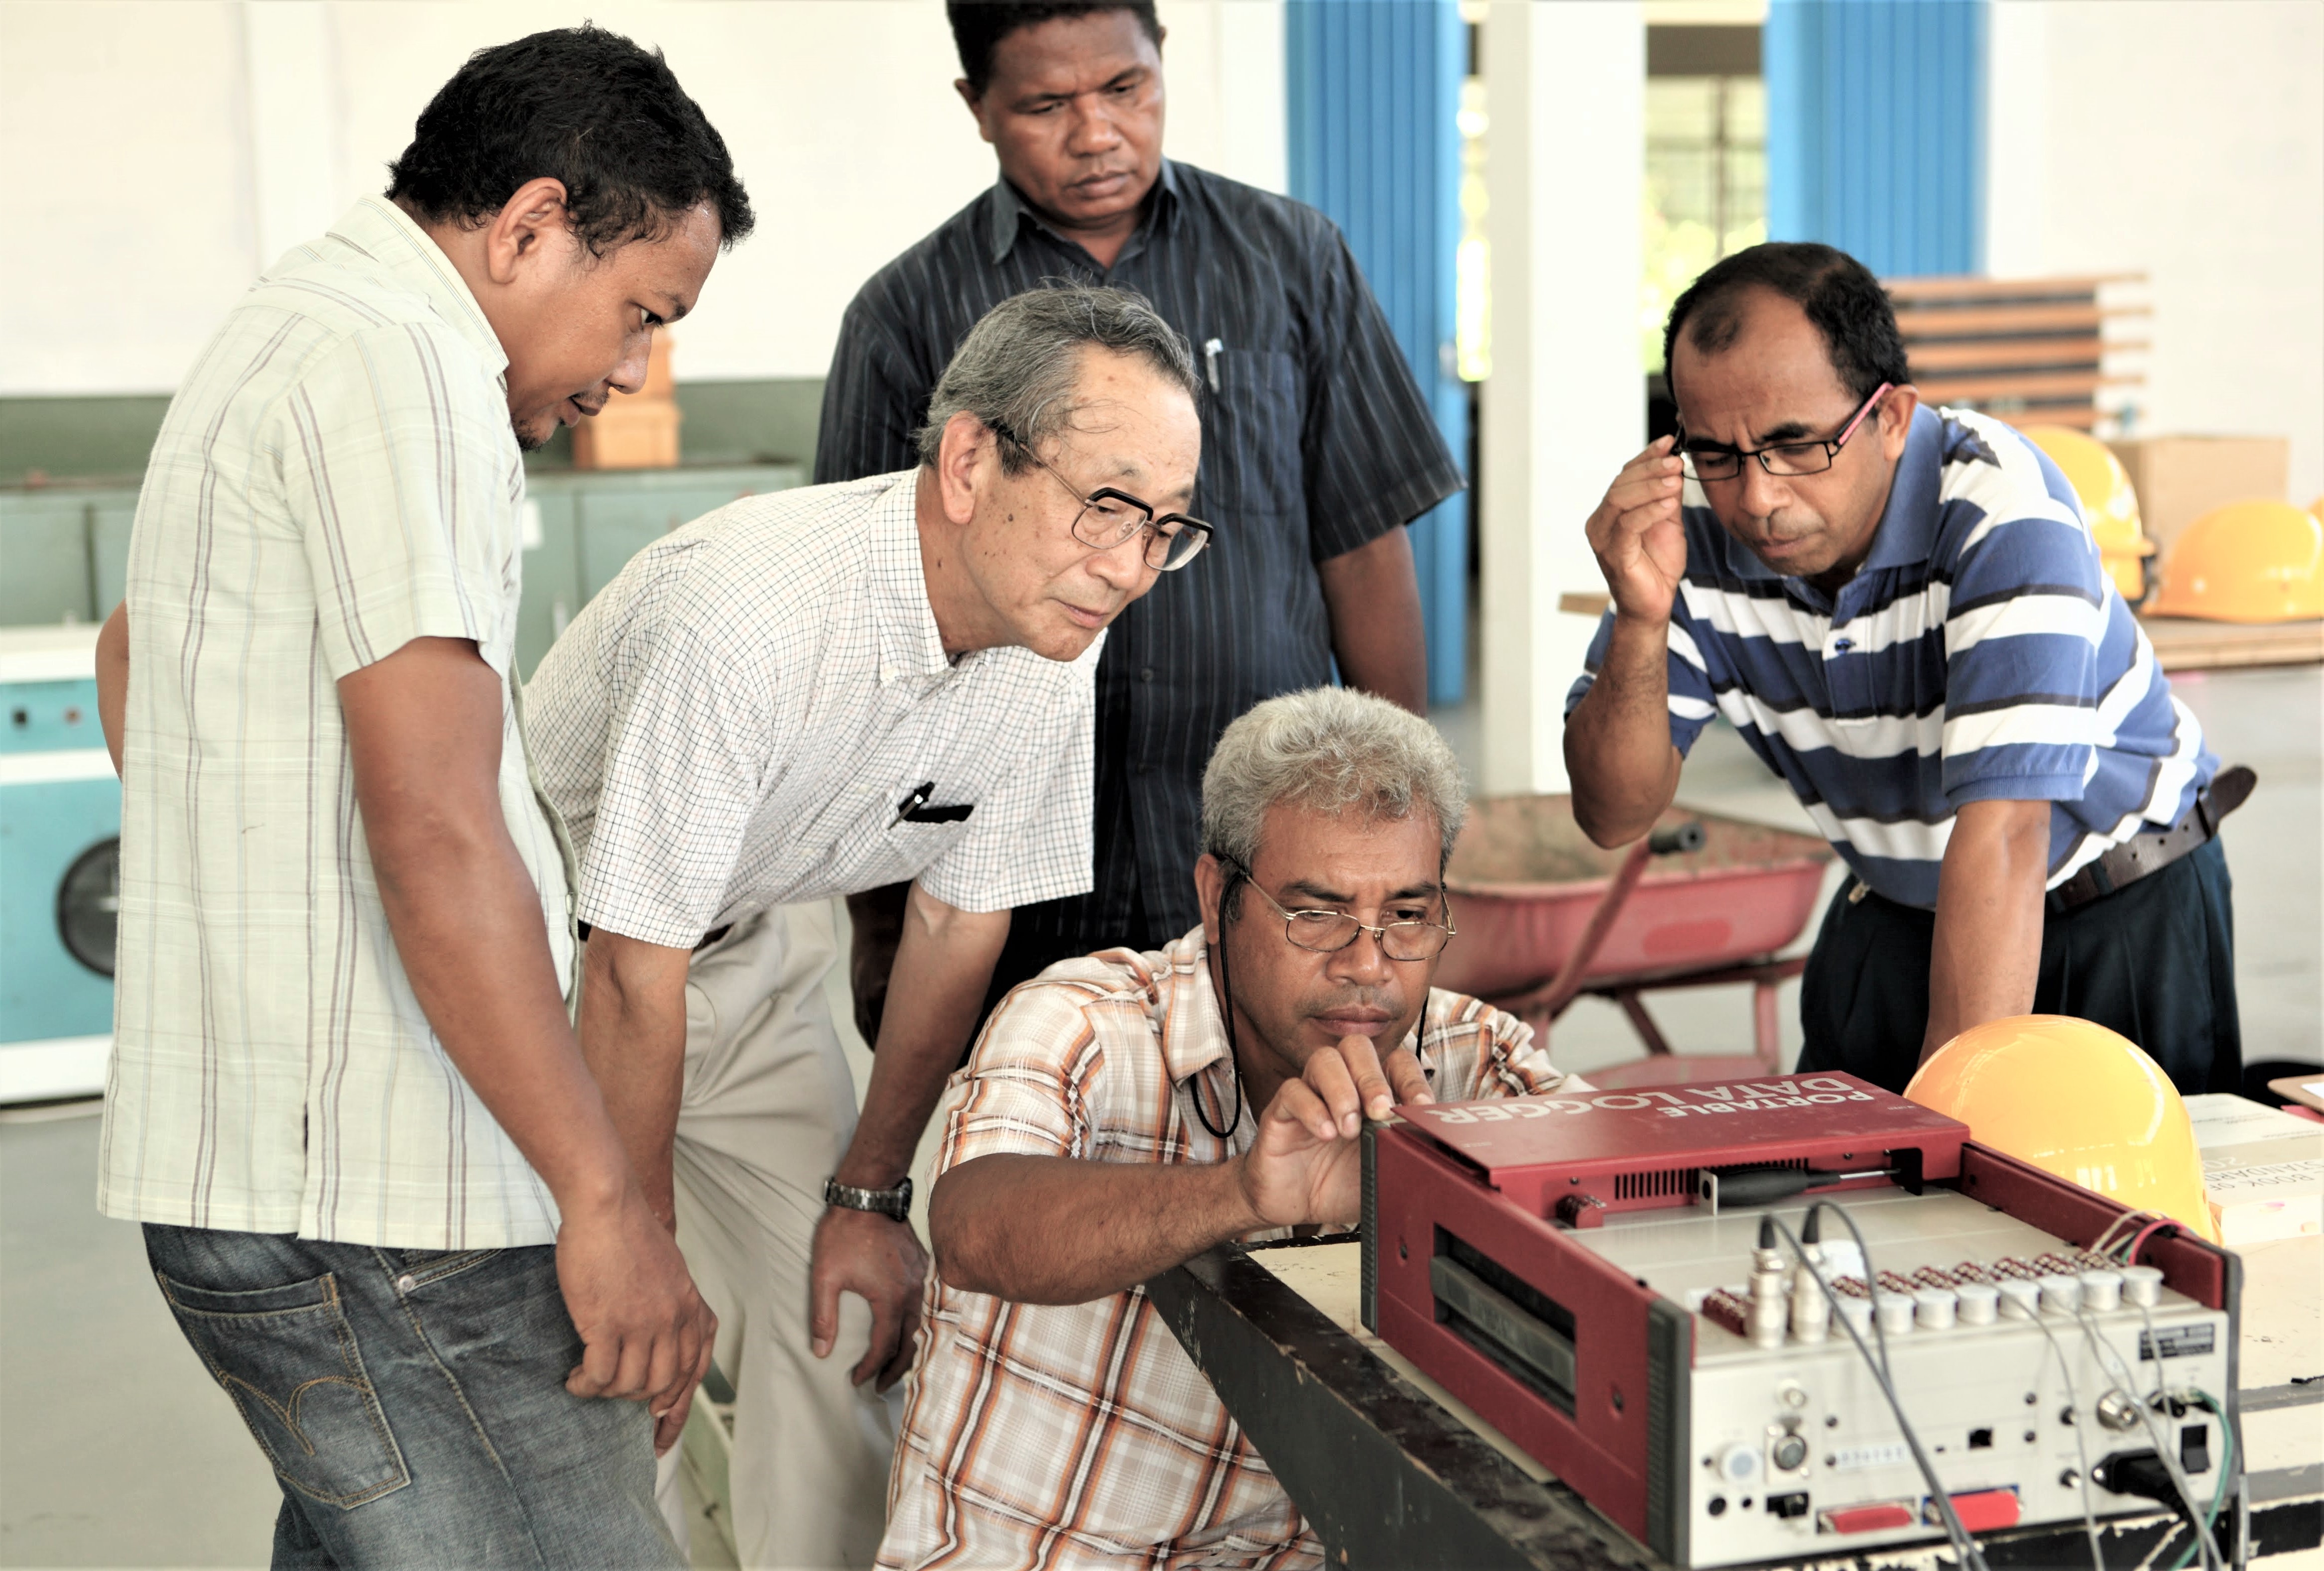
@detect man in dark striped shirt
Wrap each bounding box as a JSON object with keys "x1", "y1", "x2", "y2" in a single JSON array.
[{"x1": 818, "y1": 0, "x2": 1459, "y2": 1025}]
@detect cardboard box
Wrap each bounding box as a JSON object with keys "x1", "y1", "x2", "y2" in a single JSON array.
[
  {"x1": 574, "y1": 335, "x2": 682, "y2": 470},
  {"x1": 2105, "y1": 436, "x2": 2290, "y2": 567},
  {"x1": 573, "y1": 400, "x2": 681, "y2": 470}
]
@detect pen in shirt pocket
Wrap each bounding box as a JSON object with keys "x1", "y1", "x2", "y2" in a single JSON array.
[
  {"x1": 1204, "y1": 338, "x2": 1223, "y2": 392},
  {"x1": 893, "y1": 781, "x2": 974, "y2": 826}
]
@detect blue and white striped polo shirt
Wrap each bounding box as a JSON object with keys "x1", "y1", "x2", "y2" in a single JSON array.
[{"x1": 1566, "y1": 405, "x2": 2215, "y2": 910}]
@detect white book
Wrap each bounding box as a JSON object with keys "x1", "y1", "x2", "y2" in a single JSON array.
[{"x1": 2184, "y1": 1095, "x2": 2324, "y2": 1246}]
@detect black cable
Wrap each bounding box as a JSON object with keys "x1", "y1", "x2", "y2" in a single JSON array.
[
  {"x1": 1190, "y1": 869, "x2": 1250, "y2": 1142},
  {"x1": 2075, "y1": 1309, "x2": 2225, "y2": 1571},
  {"x1": 1770, "y1": 1206, "x2": 1990, "y2": 1571}
]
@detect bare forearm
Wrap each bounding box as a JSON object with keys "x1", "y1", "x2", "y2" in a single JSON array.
[
  {"x1": 97, "y1": 602, "x2": 128, "y2": 776},
  {"x1": 1563, "y1": 613, "x2": 1683, "y2": 846},
  {"x1": 343, "y1": 639, "x2": 631, "y2": 1218},
  {"x1": 367, "y1": 819, "x2": 628, "y2": 1213},
  {"x1": 931, "y1": 1154, "x2": 1259, "y2": 1304},
  {"x1": 838, "y1": 887, "x2": 1009, "y2": 1188},
  {"x1": 1318, "y1": 527, "x2": 1428, "y2": 713},
  {"x1": 1924, "y1": 800, "x2": 2050, "y2": 1059},
  {"x1": 578, "y1": 932, "x2": 693, "y2": 1226}
]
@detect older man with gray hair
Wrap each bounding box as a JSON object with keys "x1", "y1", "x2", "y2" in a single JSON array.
[
  {"x1": 880, "y1": 687, "x2": 1585, "y2": 1571},
  {"x1": 523, "y1": 282, "x2": 1207, "y2": 1568}
]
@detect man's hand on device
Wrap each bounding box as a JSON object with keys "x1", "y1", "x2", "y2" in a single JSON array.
[
  {"x1": 1236, "y1": 1035, "x2": 1434, "y2": 1230},
  {"x1": 1586, "y1": 436, "x2": 1690, "y2": 626}
]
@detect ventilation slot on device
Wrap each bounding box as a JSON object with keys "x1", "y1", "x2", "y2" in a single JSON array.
[{"x1": 1614, "y1": 1167, "x2": 1702, "y2": 1201}]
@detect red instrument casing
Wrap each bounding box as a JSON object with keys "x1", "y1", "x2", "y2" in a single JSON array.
[{"x1": 1359, "y1": 1073, "x2": 1969, "y2": 1560}]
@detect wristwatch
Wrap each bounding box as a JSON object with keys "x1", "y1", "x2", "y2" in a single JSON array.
[{"x1": 823, "y1": 1175, "x2": 913, "y2": 1221}]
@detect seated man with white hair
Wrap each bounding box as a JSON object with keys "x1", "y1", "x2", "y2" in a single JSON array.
[{"x1": 878, "y1": 687, "x2": 1586, "y2": 1571}]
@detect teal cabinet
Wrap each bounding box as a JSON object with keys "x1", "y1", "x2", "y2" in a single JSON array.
[
  {"x1": 0, "y1": 489, "x2": 119, "y2": 627},
  {"x1": 0, "y1": 645, "x2": 117, "y2": 1048},
  {"x1": 1, "y1": 465, "x2": 805, "y2": 676},
  {"x1": 521, "y1": 466, "x2": 803, "y2": 672}
]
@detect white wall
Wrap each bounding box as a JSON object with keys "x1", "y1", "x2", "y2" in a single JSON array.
[
  {"x1": 1986, "y1": 0, "x2": 2324, "y2": 503},
  {"x1": 1478, "y1": 0, "x2": 1646, "y2": 795},
  {"x1": 0, "y1": 0, "x2": 1285, "y2": 397}
]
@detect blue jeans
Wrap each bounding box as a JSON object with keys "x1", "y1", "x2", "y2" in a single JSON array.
[{"x1": 143, "y1": 1224, "x2": 683, "y2": 1570}]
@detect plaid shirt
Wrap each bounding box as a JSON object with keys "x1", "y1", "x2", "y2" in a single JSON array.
[
  {"x1": 879, "y1": 928, "x2": 1578, "y2": 1571},
  {"x1": 101, "y1": 197, "x2": 576, "y2": 1249}
]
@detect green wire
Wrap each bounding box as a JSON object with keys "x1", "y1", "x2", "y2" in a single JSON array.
[{"x1": 2164, "y1": 1391, "x2": 2235, "y2": 1571}]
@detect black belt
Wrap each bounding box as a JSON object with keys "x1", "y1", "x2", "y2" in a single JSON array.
[{"x1": 2047, "y1": 764, "x2": 2254, "y2": 913}]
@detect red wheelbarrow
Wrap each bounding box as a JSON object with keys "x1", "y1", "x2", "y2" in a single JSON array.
[{"x1": 1433, "y1": 796, "x2": 1835, "y2": 1087}]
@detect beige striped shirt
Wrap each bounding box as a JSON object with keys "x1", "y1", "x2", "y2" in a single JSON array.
[
  {"x1": 880, "y1": 929, "x2": 1580, "y2": 1571},
  {"x1": 99, "y1": 196, "x2": 576, "y2": 1250}
]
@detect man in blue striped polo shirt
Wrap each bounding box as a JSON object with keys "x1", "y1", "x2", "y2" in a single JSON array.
[{"x1": 1564, "y1": 242, "x2": 2243, "y2": 1095}]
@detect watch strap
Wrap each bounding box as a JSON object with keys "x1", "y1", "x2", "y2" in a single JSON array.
[{"x1": 823, "y1": 1175, "x2": 912, "y2": 1220}]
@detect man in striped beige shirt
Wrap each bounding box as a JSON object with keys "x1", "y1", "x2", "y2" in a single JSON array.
[
  {"x1": 94, "y1": 28, "x2": 750, "y2": 1567},
  {"x1": 880, "y1": 690, "x2": 1586, "y2": 1570}
]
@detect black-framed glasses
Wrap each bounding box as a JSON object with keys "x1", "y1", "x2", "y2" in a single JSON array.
[
  {"x1": 988, "y1": 419, "x2": 1213, "y2": 572},
  {"x1": 1677, "y1": 382, "x2": 1892, "y2": 482},
  {"x1": 1227, "y1": 861, "x2": 1458, "y2": 962}
]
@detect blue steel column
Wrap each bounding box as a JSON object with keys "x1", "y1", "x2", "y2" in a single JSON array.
[
  {"x1": 1286, "y1": 0, "x2": 1468, "y2": 706},
  {"x1": 1766, "y1": 0, "x2": 1987, "y2": 277}
]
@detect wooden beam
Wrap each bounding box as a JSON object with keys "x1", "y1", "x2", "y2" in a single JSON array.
[
  {"x1": 1909, "y1": 337, "x2": 2101, "y2": 372},
  {"x1": 1897, "y1": 303, "x2": 2105, "y2": 337},
  {"x1": 1884, "y1": 273, "x2": 2144, "y2": 301},
  {"x1": 1994, "y1": 406, "x2": 2105, "y2": 431},
  {"x1": 1915, "y1": 370, "x2": 2140, "y2": 402}
]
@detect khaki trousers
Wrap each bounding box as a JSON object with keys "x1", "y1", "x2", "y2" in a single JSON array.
[{"x1": 651, "y1": 905, "x2": 895, "y2": 1570}]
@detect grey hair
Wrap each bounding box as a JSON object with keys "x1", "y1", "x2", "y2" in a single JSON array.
[
  {"x1": 914, "y1": 283, "x2": 1200, "y2": 471},
  {"x1": 1201, "y1": 688, "x2": 1468, "y2": 879}
]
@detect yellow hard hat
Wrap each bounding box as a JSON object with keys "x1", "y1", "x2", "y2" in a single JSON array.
[
  {"x1": 2021, "y1": 425, "x2": 2155, "y2": 605},
  {"x1": 2150, "y1": 498, "x2": 2324, "y2": 624},
  {"x1": 1905, "y1": 1015, "x2": 2219, "y2": 1243}
]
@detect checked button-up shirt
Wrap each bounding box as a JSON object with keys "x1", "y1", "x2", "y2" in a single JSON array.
[{"x1": 878, "y1": 927, "x2": 1580, "y2": 1571}]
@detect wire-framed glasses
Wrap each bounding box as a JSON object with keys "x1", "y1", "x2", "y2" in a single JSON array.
[
  {"x1": 1678, "y1": 382, "x2": 1893, "y2": 482},
  {"x1": 1228, "y1": 861, "x2": 1458, "y2": 961},
  {"x1": 988, "y1": 419, "x2": 1214, "y2": 572}
]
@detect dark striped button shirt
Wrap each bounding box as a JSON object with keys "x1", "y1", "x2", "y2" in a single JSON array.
[{"x1": 817, "y1": 161, "x2": 1459, "y2": 984}]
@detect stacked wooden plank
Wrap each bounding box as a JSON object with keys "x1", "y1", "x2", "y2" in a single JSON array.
[{"x1": 1883, "y1": 273, "x2": 2149, "y2": 433}]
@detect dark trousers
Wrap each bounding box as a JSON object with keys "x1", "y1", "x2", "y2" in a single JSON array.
[
  {"x1": 1797, "y1": 837, "x2": 2241, "y2": 1096},
  {"x1": 143, "y1": 1224, "x2": 680, "y2": 1570}
]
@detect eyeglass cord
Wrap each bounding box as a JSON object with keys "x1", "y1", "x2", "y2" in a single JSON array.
[{"x1": 1191, "y1": 871, "x2": 1251, "y2": 1143}]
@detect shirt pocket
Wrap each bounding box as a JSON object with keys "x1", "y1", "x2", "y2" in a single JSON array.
[
  {"x1": 838, "y1": 814, "x2": 976, "y2": 894},
  {"x1": 1202, "y1": 348, "x2": 1304, "y2": 517}
]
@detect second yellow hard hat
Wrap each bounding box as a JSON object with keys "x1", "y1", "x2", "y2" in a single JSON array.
[{"x1": 2150, "y1": 498, "x2": 2324, "y2": 624}]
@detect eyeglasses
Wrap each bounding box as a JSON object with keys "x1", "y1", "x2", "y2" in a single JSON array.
[
  {"x1": 1227, "y1": 861, "x2": 1458, "y2": 962},
  {"x1": 1677, "y1": 383, "x2": 1892, "y2": 482},
  {"x1": 987, "y1": 420, "x2": 1213, "y2": 572}
]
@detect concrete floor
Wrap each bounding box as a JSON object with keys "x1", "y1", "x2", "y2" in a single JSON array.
[{"x1": 2, "y1": 665, "x2": 2316, "y2": 1568}]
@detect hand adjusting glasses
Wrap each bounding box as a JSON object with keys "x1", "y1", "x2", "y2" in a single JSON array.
[
  {"x1": 1677, "y1": 382, "x2": 1892, "y2": 482},
  {"x1": 988, "y1": 418, "x2": 1213, "y2": 571},
  {"x1": 1226, "y1": 861, "x2": 1458, "y2": 962}
]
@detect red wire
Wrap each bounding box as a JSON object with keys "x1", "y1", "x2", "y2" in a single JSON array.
[{"x1": 2124, "y1": 1218, "x2": 2176, "y2": 1264}]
